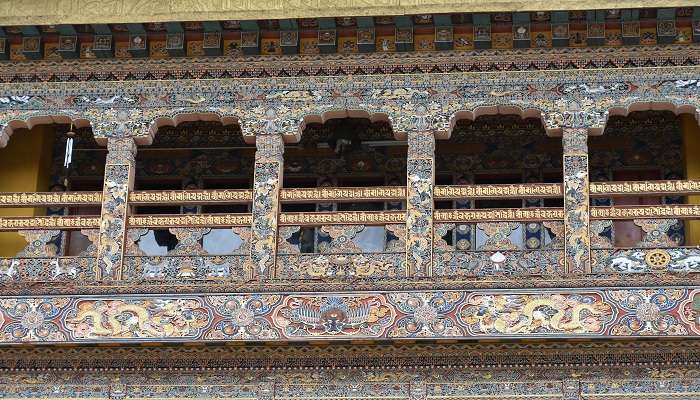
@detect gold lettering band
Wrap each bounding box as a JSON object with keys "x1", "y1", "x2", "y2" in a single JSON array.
[
  {"x1": 3, "y1": 181, "x2": 700, "y2": 207},
  {"x1": 0, "y1": 216, "x2": 100, "y2": 231}
]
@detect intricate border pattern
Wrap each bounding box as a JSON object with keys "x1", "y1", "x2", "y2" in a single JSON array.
[{"x1": 0, "y1": 287, "x2": 696, "y2": 344}]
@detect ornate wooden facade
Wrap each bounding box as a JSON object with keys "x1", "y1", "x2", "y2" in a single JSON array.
[{"x1": 1, "y1": 3, "x2": 700, "y2": 399}]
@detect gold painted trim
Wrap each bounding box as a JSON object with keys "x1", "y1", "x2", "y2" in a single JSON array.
[
  {"x1": 129, "y1": 189, "x2": 252, "y2": 205},
  {"x1": 127, "y1": 213, "x2": 252, "y2": 228},
  {"x1": 1, "y1": 0, "x2": 698, "y2": 26},
  {"x1": 1, "y1": 205, "x2": 699, "y2": 230},
  {"x1": 4, "y1": 181, "x2": 700, "y2": 209},
  {"x1": 0, "y1": 192, "x2": 102, "y2": 207},
  {"x1": 435, "y1": 183, "x2": 562, "y2": 199},
  {"x1": 590, "y1": 180, "x2": 700, "y2": 197},
  {"x1": 279, "y1": 210, "x2": 405, "y2": 225},
  {"x1": 435, "y1": 208, "x2": 565, "y2": 222},
  {"x1": 591, "y1": 205, "x2": 700, "y2": 220},
  {"x1": 280, "y1": 187, "x2": 405, "y2": 202},
  {"x1": 0, "y1": 216, "x2": 99, "y2": 230}
]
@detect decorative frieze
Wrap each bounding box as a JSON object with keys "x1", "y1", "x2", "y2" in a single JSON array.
[
  {"x1": 280, "y1": 186, "x2": 405, "y2": 202},
  {"x1": 435, "y1": 208, "x2": 565, "y2": 222},
  {"x1": 279, "y1": 211, "x2": 405, "y2": 225},
  {"x1": 0, "y1": 192, "x2": 102, "y2": 207},
  {"x1": 591, "y1": 204, "x2": 700, "y2": 219},
  {"x1": 0, "y1": 287, "x2": 696, "y2": 343},
  {"x1": 590, "y1": 180, "x2": 700, "y2": 196}
]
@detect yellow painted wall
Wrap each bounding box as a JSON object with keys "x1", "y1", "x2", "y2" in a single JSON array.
[
  {"x1": 682, "y1": 114, "x2": 700, "y2": 246},
  {"x1": 0, "y1": 126, "x2": 55, "y2": 256}
]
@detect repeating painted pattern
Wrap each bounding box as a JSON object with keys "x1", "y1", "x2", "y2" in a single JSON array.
[{"x1": 0, "y1": 288, "x2": 698, "y2": 344}]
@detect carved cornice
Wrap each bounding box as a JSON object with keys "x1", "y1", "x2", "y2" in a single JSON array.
[
  {"x1": 1, "y1": 66, "x2": 699, "y2": 140},
  {"x1": 0, "y1": 340, "x2": 697, "y2": 370},
  {"x1": 0, "y1": 45, "x2": 698, "y2": 83}
]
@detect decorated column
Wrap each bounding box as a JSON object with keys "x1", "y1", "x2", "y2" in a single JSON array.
[
  {"x1": 406, "y1": 130, "x2": 435, "y2": 277},
  {"x1": 96, "y1": 137, "x2": 137, "y2": 280},
  {"x1": 250, "y1": 134, "x2": 285, "y2": 280},
  {"x1": 562, "y1": 127, "x2": 590, "y2": 274}
]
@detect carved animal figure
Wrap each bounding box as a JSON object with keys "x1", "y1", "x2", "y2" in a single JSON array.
[
  {"x1": 142, "y1": 262, "x2": 165, "y2": 279},
  {"x1": 67, "y1": 301, "x2": 204, "y2": 338},
  {"x1": 207, "y1": 262, "x2": 230, "y2": 277},
  {"x1": 176, "y1": 264, "x2": 196, "y2": 278},
  {"x1": 670, "y1": 255, "x2": 700, "y2": 272},
  {"x1": 474, "y1": 298, "x2": 606, "y2": 334},
  {"x1": 51, "y1": 259, "x2": 78, "y2": 279},
  {"x1": 0, "y1": 260, "x2": 18, "y2": 279},
  {"x1": 609, "y1": 256, "x2": 646, "y2": 273}
]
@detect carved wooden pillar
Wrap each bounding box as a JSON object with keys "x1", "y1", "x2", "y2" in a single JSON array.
[
  {"x1": 406, "y1": 130, "x2": 435, "y2": 277},
  {"x1": 250, "y1": 134, "x2": 285, "y2": 280},
  {"x1": 96, "y1": 137, "x2": 136, "y2": 281},
  {"x1": 562, "y1": 128, "x2": 590, "y2": 274}
]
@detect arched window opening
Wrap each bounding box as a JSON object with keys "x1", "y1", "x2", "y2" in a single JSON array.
[
  {"x1": 0, "y1": 124, "x2": 105, "y2": 258},
  {"x1": 132, "y1": 121, "x2": 253, "y2": 257},
  {"x1": 435, "y1": 115, "x2": 562, "y2": 251},
  {"x1": 281, "y1": 117, "x2": 406, "y2": 255},
  {"x1": 590, "y1": 111, "x2": 686, "y2": 248}
]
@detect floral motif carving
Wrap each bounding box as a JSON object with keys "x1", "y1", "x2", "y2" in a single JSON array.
[
  {"x1": 78, "y1": 229, "x2": 100, "y2": 257},
  {"x1": 634, "y1": 219, "x2": 678, "y2": 247},
  {"x1": 476, "y1": 222, "x2": 520, "y2": 250},
  {"x1": 388, "y1": 292, "x2": 465, "y2": 337},
  {"x1": 205, "y1": 295, "x2": 281, "y2": 340}
]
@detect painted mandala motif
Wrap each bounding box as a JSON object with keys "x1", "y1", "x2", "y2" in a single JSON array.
[
  {"x1": 458, "y1": 293, "x2": 612, "y2": 335},
  {"x1": 387, "y1": 292, "x2": 465, "y2": 337},
  {"x1": 205, "y1": 295, "x2": 282, "y2": 340},
  {"x1": 608, "y1": 289, "x2": 689, "y2": 336},
  {"x1": 0, "y1": 298, "x2": 69, "y2": 342},
  {"x1": 272, "y1": 295, "x2": 395, "y2": 338}
]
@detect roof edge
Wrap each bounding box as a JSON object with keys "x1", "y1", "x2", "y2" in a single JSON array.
[{"x1": 0, "y1": 0, "x2": 698, "y2": 26}]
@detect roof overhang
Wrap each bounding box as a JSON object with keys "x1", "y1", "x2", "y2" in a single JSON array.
[{"x1": 1, "y1": 0, "x2": 699, "y2": 26}]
